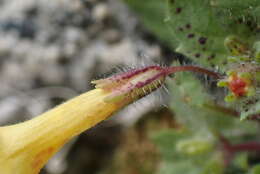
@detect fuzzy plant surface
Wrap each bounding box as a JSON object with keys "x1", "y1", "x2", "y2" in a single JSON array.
[{"x1": 123, "y1": 0, "x2": 260, "y2": 174}]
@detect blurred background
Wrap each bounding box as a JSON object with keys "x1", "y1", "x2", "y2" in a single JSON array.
[{"x1": 0, "y1": 0, "x2": 178, "y2": 173}]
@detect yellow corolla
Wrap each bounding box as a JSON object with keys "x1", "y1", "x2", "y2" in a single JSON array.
[
  {"x1": 0, "y1": 89, "x2": 128, "y2": 174},
  {"x1": 0, "y1": 65, "x2": 167, "y2": 174}
]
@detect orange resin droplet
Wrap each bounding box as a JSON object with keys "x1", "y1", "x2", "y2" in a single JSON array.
[{"x1": 228, "y1": 74, "x2": 247, "y2": 97}]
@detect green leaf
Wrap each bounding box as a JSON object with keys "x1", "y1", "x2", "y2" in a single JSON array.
[
  {"x1": 150, "y1": 129, "x2": 189, "y2": 161},
  {"x1": 166, "y1": 0, "x2": 260, "y2": 71},
  {"x1": 249, "y1": 165, "x2": 260, "y2": 174},
  {"x1": 233, "y1": 153, "x2": 249, "y2": 170},
  {"x1": 202, "y1": 158, "x2": 224, "y2": 174},
  {"x1": 168, "y1": 70, "x2": 235, "y2": 131},
  {"x1": 157, "y1": 161, "x2": 201, "y2": 174},
  {"x1": 176, "y1": 138, "x2": 213, "y2": 156},
  {"x1": 239, "y1": 98, "x2": 260, "y2": 120}
]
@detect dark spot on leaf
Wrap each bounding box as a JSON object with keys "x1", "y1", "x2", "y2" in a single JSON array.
[
  {"x1": 176, "y1": 8, "x2": 182, "y2": 14},
  {"x1": 222, "y1": 60, "x2": 227, "y2": 65},
  {"x1": 169, "y1": 0, "x2": 175, "y2": 4},
  {"x1": 202, "y1": 47, "x2": 206, "y2": 51},
  {"x1": 178, "y1": 27, "x2": 183, "y2": 31},
  {"x1": 207, "y1": 54, "x2": 215, "y2": 60},
  {"x1": 195, "y1": 53, "x2": 200, "y2": 58},
  {"x1": 198, "y1": 37, "x2": 207, "y2": 45},
  {"x1": 237, "y1": 18, "x2": 243, "y2": 24},
  {"x1": 187, "y1": 33, "x2": 195, "y2": 38},
  {"x1": 185, "y1": 24, "x2": 191, "y2": 29},
  {"x1": 246, "y1": 20, "x2": 252, "y2": 27}
]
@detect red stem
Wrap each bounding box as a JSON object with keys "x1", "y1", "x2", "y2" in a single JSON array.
[
  {"x1": 232, "y1": 142, "x2": 260, "y2": 152},
  {"x1": 219, "y1": 134, "x2": 260, "y2": 153},
  {"x1": 218, "y1": 134, "x2": 260, "y2": 166},
  {"x1": 166, "y1": 66, "x2": 222, "y2": 79},
  {"x1": 218, "y1": 134, "x2": 236, "y2": 166}
]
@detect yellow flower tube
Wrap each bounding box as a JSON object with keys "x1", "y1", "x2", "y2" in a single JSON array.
[
  {"x1": 0, "y1": 89, "x2": 131, "y2": 174},
  {"x1": 0, "y1": 65, "x2": 168, "y2": 174}
]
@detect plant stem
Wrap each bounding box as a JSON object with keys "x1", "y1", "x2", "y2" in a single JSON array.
[
  {"x1": 166, "y1": 65, "x2": 222, "y2": 79},
  {"x1": 232, "y1": 142, "x2": 260, "y2": 152},
  {"x1": 218, "y1": 134, "x2": 260, "y2": 166}
]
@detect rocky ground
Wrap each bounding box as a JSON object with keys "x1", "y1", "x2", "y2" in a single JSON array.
[{"x1": 0, "y1": 0, "x2": 177, "y2": 173}]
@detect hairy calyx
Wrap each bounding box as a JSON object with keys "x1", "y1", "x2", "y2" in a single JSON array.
[{"x1": 92, "y1": 65, "x2": 221, "y2": 104}]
